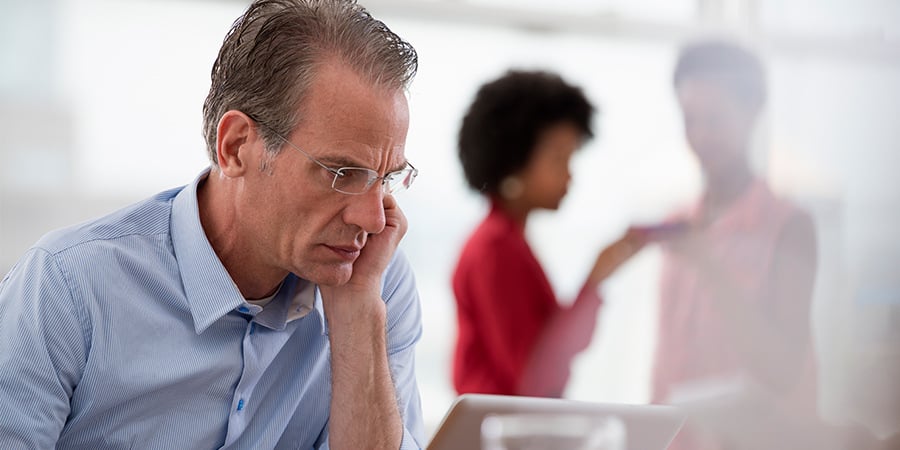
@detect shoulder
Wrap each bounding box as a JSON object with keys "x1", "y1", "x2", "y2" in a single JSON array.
[
  {"x1": 32, "y1": 187, "x2": 183, "y2": 257},
  {"x1": 384, "y1": 248, "x2": 414, "y2": 282},
  {"x1": 382, "y1": 248, "x2": 420, "y2": 310},
  {"x1": 764, "y1": 193, "x2": 817, "y2": 269},
  {"x1": 381, "y1": 248, "x2": 423, "y2": 344},
  {"x1": 783, "y1": 207, "x2": 815, "y2": 235},
  {"x1": 778, "y1": 207, "x2": 817, "y2": 252},
  {"x1": 762, "y1": 185, "x2": 816, "y2": 244},
  {"x1": 458, "y1": 214, "x2": 528, "y2": 263}
]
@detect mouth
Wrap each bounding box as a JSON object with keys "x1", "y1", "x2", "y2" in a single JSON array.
[{"x1": 323, "y1": 244, "x2": 362, "y2": 262}]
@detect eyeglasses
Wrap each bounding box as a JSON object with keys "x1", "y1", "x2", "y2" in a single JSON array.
[{"x1": 256, "y1": 122, "x2": 418, "y2": 195}]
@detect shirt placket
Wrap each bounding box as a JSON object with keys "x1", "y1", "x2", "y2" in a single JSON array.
[{"x1": 221, "y1": 305, "x2": 292, "y2": 446}]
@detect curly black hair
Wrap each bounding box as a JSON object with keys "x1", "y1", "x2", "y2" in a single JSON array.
[
  {"x1": 457, "y1": 70, "x2": 596, "y2": 194},
  {"x1": 673, "y1": 39, "x2": 766, "y2": 109}
]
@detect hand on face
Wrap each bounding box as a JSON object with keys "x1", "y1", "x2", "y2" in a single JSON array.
[
  {"x1": 352, "y1": 194, "x2": 407, "y2": 289},
  {"x1": 319, "y1": 194, "x2": 407, "y2": 303}
]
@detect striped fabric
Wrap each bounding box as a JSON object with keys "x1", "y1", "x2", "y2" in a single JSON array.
[{"x1": 0, "y1": 170, "x2": 425, "y2": 449}]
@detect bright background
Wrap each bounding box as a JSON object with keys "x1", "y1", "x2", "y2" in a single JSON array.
[{"x1": 2, "y1": 0, "x2": 899, "y2": 440}]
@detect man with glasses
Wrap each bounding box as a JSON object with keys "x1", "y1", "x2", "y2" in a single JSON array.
[{"x1": 0, "y1": 1, "x2": 423, "y2": 449}]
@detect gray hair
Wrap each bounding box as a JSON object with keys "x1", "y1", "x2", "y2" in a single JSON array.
[{"x1": 201, "y1": 0, "x2": 418, "y2": 164}]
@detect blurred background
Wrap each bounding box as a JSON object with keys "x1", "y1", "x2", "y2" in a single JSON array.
[{"x1": 2, "y1": 0, "x2": 898, "y2": 439}]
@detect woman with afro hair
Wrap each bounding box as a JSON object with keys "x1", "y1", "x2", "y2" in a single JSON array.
[{"x1": 452, "y1": 70, "x2": 643, "y2": 397}]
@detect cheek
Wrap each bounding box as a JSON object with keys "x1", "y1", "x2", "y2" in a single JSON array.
[
  {"x1": 311, "y1": 199, "x2": 356, "y2": 239},
  {"x1": 271, "y1": 186, "x2": 334, "y2": 233},
  {"x1": 531, "y1": 169, "x2": 569, "y2": 199},
  {"x1": 688, "y1": 122, "x2": 743, "y2": 160}
]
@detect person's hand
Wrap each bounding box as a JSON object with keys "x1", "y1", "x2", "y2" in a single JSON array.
[
  {"x1": 319, "y1": 194, "x2": 407, "y2": 316},
  {"x1": 587, "y1": 227, "x2": 651, "y2": 284},
  {"x1": 349, "y1": 194, "x2": 407, "y2": 292},
  {"x1": 629, "y1": 221, "x2": 692, "y2": 243},
  {"x1": 318, "y1": 196, "x2": 408, "y2": 450},
  {"x1": 627, "y1": 219, "x2": 710, "y2": 268}
]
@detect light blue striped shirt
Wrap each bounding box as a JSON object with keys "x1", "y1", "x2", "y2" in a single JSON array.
[{"x1": 0, "y1": 170, "x2": 425, "y2": 449}]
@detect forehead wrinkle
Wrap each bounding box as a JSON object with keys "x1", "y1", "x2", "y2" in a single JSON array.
[
  {"x1": 293, "y1": 64, "x2": 409, "y2": 175},
  {"x1": 310, "y1": 142, "x2": 407, "y2": 175}
]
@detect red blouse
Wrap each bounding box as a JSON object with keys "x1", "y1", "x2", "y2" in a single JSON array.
[{"x1": 452, "y1": 202, "x2": 602, "y2": 397}]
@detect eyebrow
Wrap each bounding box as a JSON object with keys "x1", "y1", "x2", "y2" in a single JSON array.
[
  {"x1": 387, "y1": 160, "x2": 410, "y2": 174},
  {"x1": 314, "y1": 155, "x2": 363, "y2": 169},
  {"x1": 315, "y1": 154, "x2": 410, "y2": 174}
]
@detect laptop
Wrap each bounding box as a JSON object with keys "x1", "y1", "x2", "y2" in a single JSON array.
[{"x1": 426, "y1": 394, "x2": 685, "y2": 450}]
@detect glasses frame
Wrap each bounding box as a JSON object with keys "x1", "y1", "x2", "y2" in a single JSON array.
[{"x1": 251, "y1": 118, "x2": 418, "y2": 195}]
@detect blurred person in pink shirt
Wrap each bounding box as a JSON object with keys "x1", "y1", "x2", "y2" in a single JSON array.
[{"x1": 641, "y1": 39, "x2": 820, "y2": 450}]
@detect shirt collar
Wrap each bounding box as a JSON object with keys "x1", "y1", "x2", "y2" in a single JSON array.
[
  {"x1": 171, "y1": 168, "x2": 247, "y2": 334},
  {"x1": 251, "y1": 274, "x2": 294, "y2": 331},
  {"x1": 314, "y1": 287, "x2": 329, "y2": 336},
  {"x1": 285, "y1": 278, "x2": 317, "y2": 323},
  {"x1": 171, "y1": 168, "x2": 326, "y2": 334}
]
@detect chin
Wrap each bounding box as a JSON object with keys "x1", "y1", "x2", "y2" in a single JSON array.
[
  {"x1": 321, "y1": 271, "x2": 353, "y2": 287},
  {"x1": 547, "y1": 197, "x2": 565, "y2": 210},
  {"x1": 297, "y1": 263, "x2": 354, "y2": 287}
]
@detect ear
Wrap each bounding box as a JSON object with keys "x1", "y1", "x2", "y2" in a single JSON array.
[{"x1": 215, "y1": 110, "x2": 262, "y2": 177}]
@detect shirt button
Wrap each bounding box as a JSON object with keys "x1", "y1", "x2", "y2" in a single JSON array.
[
  {"x1": 237, "y1": 398, "x2": 245, "y2": 411},
  {"x1": 238, "y1": 306, "x2": 250, "y2": 314}
]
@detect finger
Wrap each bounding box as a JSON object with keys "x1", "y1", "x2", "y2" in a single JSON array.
[
  {"x1": 624, "y1": 228, "x2": 649, "y2": 244},
  {"x1": 381, "y1": 194, "x2": 407, "y2": 236},
  {"x1": 382, "y1": 193, "x2": 398, "y2": 211}
]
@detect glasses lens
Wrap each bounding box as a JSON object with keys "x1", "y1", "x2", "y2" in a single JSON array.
[
  {"x1": 333, "y1": 168, "x2": 378, "y2": 194},
  {"x1": 384, "y1": 167, "x2": 417, "y2": 194}
]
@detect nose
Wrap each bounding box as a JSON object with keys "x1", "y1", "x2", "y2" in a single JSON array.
[{"x1": 342, "y1": 186, "x2": 387, "y2": 236}]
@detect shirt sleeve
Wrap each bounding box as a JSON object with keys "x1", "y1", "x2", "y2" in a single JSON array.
[
  {"x1": 382, "y1": 250, "x2": 426, "y2": 449},
  {"x1": 0, "y1": 248, "x2": 88, "y2": 449},
  {"x1": 519, "y1": 283, "x2": 602, "y2": 397}
]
